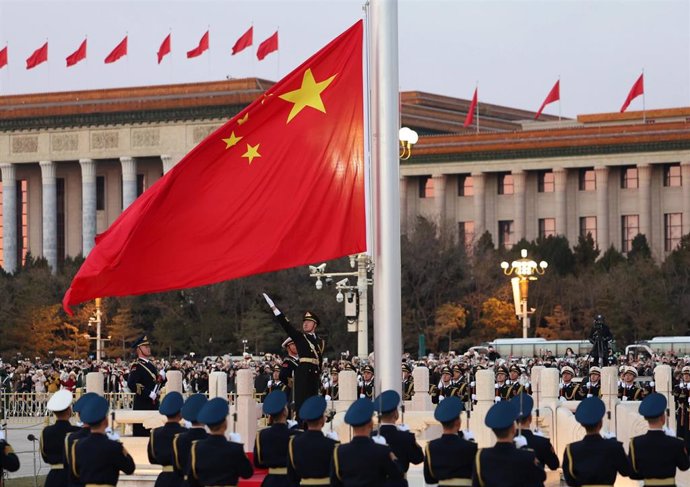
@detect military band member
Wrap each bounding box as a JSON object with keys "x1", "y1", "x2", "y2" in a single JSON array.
[
  {"x1": 628, "y1": 393, "x2": 689, "y2": 486},
  {"x1": 0, "y1": 431, "x2": 20, "y2": 486},
  {"x1": 559, "y1": 366, "x2": 585, "y2": 401},
  {"x1": 424, "y1": 396, "x2": 477, "y2": 487},
  {"x1": 619, "y1": 366, "x2": 644, "y2": 401},
  {"x1": 41, "y1": 390, "x2": 79, "y2": 487},
  {"x1": 510, "y1": 393, "x2": 559, "y2": 474},
  {"x1": 172, "y1": 394, "x2": 208, "y2": 487},
  {"x1": 127, "y1": 335, "x2": 165, "y2": 437},
  {"x1": 148, "y1": 391, "x2": 186, "y2": 487},
  {"x1": 585, "y1": 366, "x2": 602, "y2": 398},
  {"x1": 402, "y1": 363, "x2": 414, "y2": 401},
  {"x1": 673, "y1": 366, "x2": 690, "y2": 445},
  {"x1": 359, "y1": 365, "x2": 375, "y2": 399},
  {"x1": 430, "y1": 366, "x2": 458, "y2": 405},
  {"x1": 322, "y1": 367, "x2": 340, "y2": 401},
  {"x1": 562, "y1": 397, "x2": 631, "y2": 486}
]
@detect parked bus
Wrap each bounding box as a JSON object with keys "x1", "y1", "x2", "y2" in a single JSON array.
[
  {"x1": 625, "y1": 336, "x2": 690, "y2": 357},
  {"x1": 469, "y1": 338, "x2": 595, "y2": 358}
]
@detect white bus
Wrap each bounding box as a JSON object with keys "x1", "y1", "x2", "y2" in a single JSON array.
[
  {"x1": 625, "y1": 337, "x2": 690, "y2": 357},
  {"x1": 470, "y1": 338, "x2": 594, "y2": 358}
]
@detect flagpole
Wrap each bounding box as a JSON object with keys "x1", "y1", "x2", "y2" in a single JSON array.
[
  {"x1": 558, "y1": 75, "x2": 562, "y2": 121},
  {"x1": 642, "y1": 68, "x2": 646, "y2": 123},
  {"x1": 362, "y1": 3, "x2": 373, "y2": 359},
  {"x1": 475, "y1": 81, "x2": 479, "y2": 134}
]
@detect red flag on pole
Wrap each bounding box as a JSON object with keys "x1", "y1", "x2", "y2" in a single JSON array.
[
  {"x1": 62, "y1": 20, "x2": 365, "y2": 314},
  {"x1": 26, "y1": 42, "x2": 48, "y2": 69},
  {"x1": 187, "y1": 31, "x2": 209, "y2": 58},
  {"x1": 257, "y1": 31, "x2": 278, "y2": 60},
  {"x1": 104, "y1": 36, "x2": 127, "y2": 64},
  {"x1": 0, "y1": 46, "x2": 7, "y2": 69},
  {"x1": 463, "y1": 88, "x2": 478, "y2": 128},
  {"x1": 157, "y1": 34, "x2": 171, "y2": 64},
  {"x1": 66, "y1": 39, "x2": 87, "y2": 67},
  {"x1": 232, "y1": 26, "x2": 253, "y2": 55},
  {"x1": 535, "y1": 80, "x2": 560, "y2": 120},
  {"x1": 620, "y1": 74, "x2": 644, "y2": 112}
]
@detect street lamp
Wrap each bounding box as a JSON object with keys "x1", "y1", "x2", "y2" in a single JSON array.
[
  {"x1": 88, "y1": 298, "x2": 104, "y2": 361},
  {"x1": 399, "y1": 127, "x2": 419, "y2": 160},
  {"x1": 241, "y1": 339, "x2": 248, "y2": 355},
  {"x1": 500, "y1": 249, "x2": 548, "y2": 339}
]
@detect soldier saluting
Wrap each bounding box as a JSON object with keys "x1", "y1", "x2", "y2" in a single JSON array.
[{"x1": 127, "y1": 335, "x2": 165, "y2": 437}]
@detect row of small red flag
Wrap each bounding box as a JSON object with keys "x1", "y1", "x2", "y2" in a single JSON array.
[{"x1": 0, "y1": 27, "x2": 278, "y2": 70}]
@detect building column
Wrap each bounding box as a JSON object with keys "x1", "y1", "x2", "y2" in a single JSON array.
[
  {"x1": 39, "y1": 161, "x2": 58, "y2": 273},
  {"x1": 553, "y1": 167, "x2": 567, "y2": 236},
  {"x1": 682, "y1": 162, "x2": 690, "y2": 235},
  {"x1": 0, "y1": 163, "x2": 17, "y2": 273},
  {"x1": 399, "y1": 176, "x2": 408, "y2": 234},
  {"x1": 637, "y1": 164, "x2": 652, "y2": 243},
  {"x1": 432, "y1": 174, "x2": 447, "y2": 232},
  {"x1": 79, "y1": 159, "x2": 97, "y2": 256},
  {"x1": 472, "y1": 172, "x2": 486, "y2": 238},
  {"x1": 595, "y1": 166, "x2": 610, "y2": 250},
  {"x1": 120, "y1": 156, "x2": 137, "y2": 210},
  {"x1": 161, "y1": 154, "x2": 182, "y2": 174},
  {"x1": 513, "y1": 170, "x2": 526, "y2": 242}
]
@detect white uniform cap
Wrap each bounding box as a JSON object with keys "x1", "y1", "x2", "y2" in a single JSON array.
[
  {"x1": 281, "y1": 337, "x2": 294, "y2": 349},
  {"x1": 47, "y1": 389, "x2": 73, "y2": 412},
  {"x1": 560, "y1": 366, "x2": 575, "y2": 376}
]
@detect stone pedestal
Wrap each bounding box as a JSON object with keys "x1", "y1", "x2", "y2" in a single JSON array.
[
  {"x1": 339, "y1": 370, "x2": 358, "y2": 401},
  {"x1": 601, "y1": 366, "x2": 619, "y2": 434},
  {"x1": 654, "y1": 364, "x2": 676, "y2": 431},
  {"x1": 235, "y1": 369, "x2": 256, "y2": 452},
  {"x1": 165, "y1": 370, "x2": 183, "y2": 394},
  {"x1": 86, "y1": 372, "x2": 105, "y2": 395},
  {"x1": 471, "y1": 369, "x2": 495, "y2": 447},
  {"x1": 410, "y1": 366, "x2": 432, "y2": 411},
  {"x1": 208, "y1": 371, "x2": 228, "y2": 399}
]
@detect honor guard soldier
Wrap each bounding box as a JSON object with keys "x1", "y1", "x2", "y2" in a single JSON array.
[
  {"x1": 562, "y1": 396, "x2": 632, "y2": 487},
  {"x1": 172, "y1": 394, "x2": 208, "y2": 487},
  {"x1": 264, "y1": 293, "x2": 325, "y2": 416},
  {"x1": 330, "y1": 398, "x2": 403, "y2": 487},
  {"x1": 287, "y1": 395, "x2": 339, "y2": 487},
  {"x1": 322, "y1": 367, "x2": 340, "y2": 401},
  {"x1": 359, "y1": 365, "x2": 375, "y2": 399},
  {"x1": 673, "y1": 366, "x2": 690, "y2": 445},
  {"x1": 619, "y1": 366, "x2": 644, "y2": 401},
  {"x1": 452, "y1": 365, "x2": 471, "y2": 402},
  {"x1": 430, "y1": 366, "x2": 458, "y2": 404},
  {"x1": 0, "y1": 430, "x2": 20, "y2": 485},
  {"x1": 73, "y1": 396, "x2": 136, "y2": 486},
  {"x1": 494, "y1": 365, "x2": 511, "y2": 401},
  {"x1": 559, "y1": 366, "x2": 585, "y2": 401},
  {"x1": 280, "y1": 338, "x2": 299, "y2": 399},
  {"x1": 424, "y1": 396, "x2": 477, "y2": 487},
  {"x1": 127, "y1": 335, "x2": 165, "y2": 437},
  {"x1": 254, "y1": 390, "x2": 300, "y2": 487},
  {"x1": 506, "y1": 364, "x2": 530, "y2": 398},
  {"x1": 402, "y1": 363, "x2": 414, "y2": 401},
  {"x1": 267, "y1": 365, "x2": 288, "y2": 395},
  {"x1": 148, "y1": 392, "x2": 186, "y2": 487},
  {"x1": 628, "y1": 393, "x2": 690, "y2": 487},
  {"x1": 65, "y1": 393, "x2": 98, "y2": 487},
  {"x1": 585, "y1": 367, "x2": 603, "y2": 398},
  {"x1": 510, "y1": 393, "x2": 559, "y2": 474},
  {"x1": 188, "y1": 398, "x2": 253, "y2": 487},
  {"x1": 42, "y1": 390, "x2": 79, "y2": 487}
]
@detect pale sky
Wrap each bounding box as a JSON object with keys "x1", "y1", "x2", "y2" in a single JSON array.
[{"x1": 0, "y1": 0, "x2": 688, "y2": 118}]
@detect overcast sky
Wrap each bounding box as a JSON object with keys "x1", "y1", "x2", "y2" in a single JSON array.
[{"x1": 0, "y1": 0, "x2": 688, "y2": 118}]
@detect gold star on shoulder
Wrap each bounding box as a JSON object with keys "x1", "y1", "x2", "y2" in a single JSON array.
[
  {"x1": 222, "y1": 131, "x2": 243, "y2": 149},
  {"x1": 237, "y1": 113, "x2": 249, "y2": 125},
  {"x1": 279, "y1": 68, "x2": 337, "y2": 123},
  {"x1": 241, "y1": 143, "x2": 261, "y2": 164}
]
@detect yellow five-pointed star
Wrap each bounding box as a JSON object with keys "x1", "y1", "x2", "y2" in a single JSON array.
[
  {"x1": 237, "y1": 113, "x2": 249, "y2": 125},
  {"x1": 241, "y1": 143, "x2": 261, "y2": 164},
  {"x1": 222, "y1": 131, "x2": 243, "y2": 149},
  {"x1": 279, "y1": 68, "x2": 337, "y2": 123}
]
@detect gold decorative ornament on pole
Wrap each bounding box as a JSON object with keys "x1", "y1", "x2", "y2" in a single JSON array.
[{"x1": 500, "y1": 249, "x2": 548, "y2": 338}]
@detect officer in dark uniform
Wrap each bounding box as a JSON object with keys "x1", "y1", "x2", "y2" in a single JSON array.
[
  {"x1": 559, "y1": 366, "x2": 586, "y2": 401},
  {"x1": 287, "y1": 395, "x2": 338, "y2": 487},
  {"x1": 373, "y1": 390, "x2": 424, "y2": 487},
  {"x1": 494, "y1": 365, "x2": 512, "y2": 401},
  {"x1": 628, "y1": 393, "x2": 690, "y2": 486},
  {"x1": 585, "y1": 367, "x2": 602, "y2": 398},
  {"x1": 279, "y1": 338, "x2": 299, "y2": 402},
  {"x1": 472, "y1": 400, "x2": 546, "y2": 487},
  {"x1": 619, "y1": 366, "x2": 644, "y2": 401},
  {"x1": 254, "y1": 390, "x2": 300, "y2": 487},
  {"x1": 127, "y1": 335, "x2": 164, "y2": 437},
  {"x1": 267, "y1": 365, "x2": 289, "y2": 395},
  {"x1": 506, "y1": 364, "x2": 530, "y2": 399},
  {"x1": 510, "y1": 393, "x2": 559, "y2": 475},
  {"x1": 562, "y1": 396, "x2": 632, "y2": 486},
  {"x1": 359, "y1": 365, "x2": 375, "y2": 399},
  {"x1": 148, "y1": 391, "x2": 186, "y2": 487},
  {"x1": 41, "y1": 389, "x2": 79, "y2": 487},
  {"x1": 673, "y1": 366, "x2": 690, "y2": 446},
  {"x1": 73, "y1": 396, "x2": 135, "y2": 485},
  {"x1": 452, "y1": 364, "x2": 471, "y2": 403},
  {"x1": 330, "y1": 398, "x2": 402, "y2": 487},
  {"x1": 188, "y1": 398, "x2": 253, "y2": 487},
  {"x1": 322, "y1": 367, "x2": 340, "y2": 401},
  {"x1": 64, "y1": 393, "x2": 98, "y2": 487},
  {"x1": 424, "y1": 396, "x2": 477, "y2": 486},
  {"x1": 172, "y1": 394, "x2": 208, "y2": 487},
  {"x1": 0, "y1": 433, "x2": 20, "y2": 485},
  {"x1": 264, "y1": 293, "x2": 325, "y2": 416},
  {"x1": 402, "y1": 363, "x2": 414, "y2": 401},
  {"x1": 430, "y1": 366, "x2": 458, "y2": 405}
]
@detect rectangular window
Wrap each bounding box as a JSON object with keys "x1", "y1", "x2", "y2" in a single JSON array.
[
  {"x1": 458, "y1": 221, "x2": 475, "y2": 248},
  {"x1": 538, "y1": 218, "x2": 556, "y2": 239},
  {"x1": 56, "y1": 178, "x2": 65, "y2": 265},
  {"x1": 419, "y1": 176, "x2": 434, "y2": 198},
  {"x1": 498, "y1": 173, "x2": 514, "y2": 195},
  {"x1": 136, "y1": 174, "x2": 145, "y2": 197},
  {"x1": 458, "y1": 175, "x2": 474, "y2": 196},
  {"x1": 579, "y1": 169, "x2": 596, "y2": 191},
  {"x1": 96, "y1": 176, "x2": 105, "y2": 211},
  {"x1": 498, "y1": 220, "x2": 514, "y2": 249},
  {"x1": 537, "y1": 171, "x2": 555, "y2": 193},
  {"x1": 664, "y1": 163, "x2": 682, "y2": 187},
  {"x1": 621, "y1": 167, "x2": 639, "y2": 189},
  {"x1": 579, "y1": 216, "x2": 597, "y2": 243},
  {"x1": 665, "y1": 213, "x2": 682, "y2": 252},
  {"x1": 621, "y1": 214, "x2": 640, "y2": 253}
]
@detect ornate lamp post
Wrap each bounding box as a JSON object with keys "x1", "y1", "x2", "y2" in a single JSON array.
[{"x1": 500, "y1": 249, "x2": 548, "y2": 338}]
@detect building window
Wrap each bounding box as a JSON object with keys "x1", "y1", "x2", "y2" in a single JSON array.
[
  {"x1": 136, "y1": 174, "x2": 145, "y2": 197},
  {"x1": 665, "y1": 213, "x2": 682, "y2": 251},
  {"x1": 56, "y1": 178, "x2": 65, "y2": 264},
  {"x1": 96, "y1": 176, "x2": 105, "y2": 211},
  {"x1": 538, "y1": 218, "x2": 556, "y2": 239},
  {"x1": 458, "y1": 221, "x2": 475, "y2": 248},
  {"x1": 419, "y1": 176, "x2": 434, "y2": 198},
  {"x1": 578, "y1": 169, "x2": 596, "y2": 191},
  {"x1": 621, "y1": 167, "x2": 638, "y2": 189},
  {"x1": 579, "y1": 216, "x2": 597, "y2": 243},
  {"x1": 537, "y1": 171, "x2": 554, "y2": 193},
  {"x1": 498, "y1": 220, "x2": 514, "y2": 248},
  {"x1": 621, "y1": 214, "x2": 640, "y2": 253},
  {"x1": 458, "y1": 175, "x2": 473, "y2": 196},
  {"x1": 664, "y1": 163, "x2": 681, "y2": 187},
  {"x1": 497, "y1": 173, "x2": 514, "y2": 195}
]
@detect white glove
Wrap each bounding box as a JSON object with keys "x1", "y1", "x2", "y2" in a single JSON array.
[
  {"x1": 622, "y1": 396, "x2": 628, "y2": 401},
  {"x1": 471, "y1": 394, "x2": 477, "y2": 401},
  {"x1": 470, "y1": 381, "x2": 476, "y2": 387},
  {"x1": 558, "y1": 396, "x2": 566, "y2": 402},
  {"x1": 513, "y1": 435, "x2": 527, "y2": 449},
  {"x1": 182, "y1": 420, "x2": 192, "y2": 429},
  {"x1": 686, "y1": 383, "x2": 690, "y2": 390},
  {"x1": 495, "y1": 384, "x2": 499, "y2": 389},
  {"x1": 105, "y1": 427, "x2": 120, "y2": 441},
  {"x1": 372, "y1": 435, "x2": 388, "y2": 446},
  {"x1": 439, "y1": 396, "x2": 445, "y2": 402},
  {"x1": 396, "y1": 424, "x2": 410, "y2": 432},
  {"x1": 601, "y1": 430, "x2": 616, "y2": 440},
  {"x1": 76, "y1": 421, "x2": 84, "y2": 427},
  {"x1": 149, "y1": 391, "x2": 158, "y2": 400},
  {"x1": 324, "y1": 395, "x2": 332, "y2": 402},
  {"x1": 160, "y1": 369, "x2": 166, "y2": 380},
  {"x1": 287, "y1": 419, "x2": 298, "y2": 428},
  {"x1": 0, "y1": 430, "x2": 5, "y2": 441},
  {"x1": 359, "y1": 394, "x2": 365, "y2": 398},
  {"x1": 586, "y1": 382, "x2": 591, "y2": 388},
  {"x1": 325, "y1": 431, "x2": 340, "y2": 441},
  {"x1": 559, "y1": 383, "x2": 564, "y2": 389},
  {"x1": 663, "y1": 426, "x2": 675, "y2": 437},
  {"x1": 587, "y1": 393, "x2": 593, "y2": 398},
  {"x1": 494, "y1": 396, "x2": 501, "y2": 403},
  {"x1": 262, "y1": 293, "x2": 281, "y2": 316},
  {"x1": 462, "y1": 430, "x2": 475, "y2": 442},
  {"x1": 267, "y1": 380, "x2": 274, "y2": 387},
  {"x1": 228, "y1": 432, "x2": 243, "y2": 444}
]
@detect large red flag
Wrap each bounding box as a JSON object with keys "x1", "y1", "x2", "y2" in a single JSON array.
[
  {"x1": 620, "y1": 74, "x2": 644, "y2": 112},
  {"x1": 232, "y1": 26, "x2": 253, "y2": 55},
  {"x1": 463, "y1": 88, "x2": 478, "y2": 128},
  {"x1": 26, "y1": 42, "x2": 48, "y2": 69},
  {"x1": 257, "y1": 31, "x2": 278, "y2": 60},
  {"x1": 63, "y1": 20, "x2": 365, "y2": 313},
  {"x1": 0, "y1": 46, "x2": 7, "y2": 69},
  {"x1": 187, "y1": 31, "x2": 209, "y2": 58},
  {"x1": 535, "y1": 80, "x2": 560, "y2": 120},
  {"x1": 105, "y1": 36, "x2": 127, "y2": 64},
  {"x1": 158, "y1": 34, "x2": 171, "y2": 64},
  {"x1": 66, "y1": 39, "x2": 87, "y2": 67}
]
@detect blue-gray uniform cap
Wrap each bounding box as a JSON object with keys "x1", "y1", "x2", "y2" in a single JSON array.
[
  {"x1": 197, "y1": 397, "x2": 229, "y2": 427},
  {"x1": 485, "y1": 400, "x2": 518, "y2": 430},
  {"x1": 73, "y1": 392, "x2": 99, "y2": 414},
  {"x1": 299, "y1": 395, "x2": 327, "y2": 421},
  {"x1": 510, "y1": 393, "x2": 534, "y2": 421},
  {"x1": 374, "y1": 390, "x2": 400, "y2": 414},
  {"x1": 345, "y1": 398, "x2": 374, "y2": 427},
  {"x1": 159, "y1": 391, "x2": 184, "y2": 416},
  {"x1": 80, "y1": 395, "x2": 109, "y2": 425},
  {"x1": 575, "y1": 396, "x2": 606, "y2": 426},
  {"x1": 639, "y1": 392, "x2": 666, "y2": 419},
  {"x1": 132, "y1": 335, "x2": 151, "y2": 349},
  {"x1": 181, "y1": 393, "x2": 208, "y2": 423},
  {"x1": 263, "y1": 390, "x2": 288, "y2": 416},
  {"x1": 434, "y1": 396, "x2": 464, "y2": 423}
]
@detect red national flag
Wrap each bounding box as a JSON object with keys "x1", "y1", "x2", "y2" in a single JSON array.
[
  {"x1": 535, "y1": 80, "x2": 560, "y2": 120},
  {"x1": 66, "y1": 39, "x2": 87, "y2": 67},
  {"x1": 0, "y1": 46, "x2": 7, "y2": 69},
  {"x1": 257, "y1": 31, "x2": 278, "y2": 60},
  {"x1": 26, "y1": 42, "x2": 48, "y2": 69},
  {"x1": 232, "y1": 26, "x2": 253, "y2": 55},
  {"x1": 158, "y1": 34, "x2": 171, "y2": 64},
  {"x1": 463, "y1": 88, "x2": 478, "y2": 128},
  {"x1": 63, "y1": 20, "x2": 365, "y2": 314},
  {"x1": 620, "y1": 74, "x2": 644, "y2": 112},
  {"x1": 105, "y1": 36, "x2": 127, "y2": 64},
  {"x1": 187, "y1": 31, "x2": 209, "y2": 58}
]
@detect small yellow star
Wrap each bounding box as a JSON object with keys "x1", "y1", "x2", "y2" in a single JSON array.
[
  {"x1": 222, "y1": 131, "x2": 243, "y2": 149},
  {"x1": 279, "y1": 68, "x2": 337, "y2": 123},
  {"x1": 241, "y1": 143, "x2": 261, "y2": 164},
  {"x1": 261, "y1": 94, "x2": 274, "y2": 105},
  {"x1": 237, "y1": 113, "x2": 249, "y2": 125}
]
